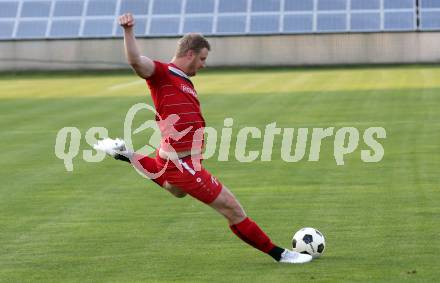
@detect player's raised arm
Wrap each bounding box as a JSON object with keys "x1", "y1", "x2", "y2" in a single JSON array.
[{"x1": 119, "y1": 13, "x2": 155, "y2": 79}]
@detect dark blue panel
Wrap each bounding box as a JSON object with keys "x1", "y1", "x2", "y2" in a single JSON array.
[
  {"x1": 351, "y1": 12, "x2": 380, "y2": 30},
  {"x1": 186, "y1": 0, "x2": 215, "y2": 14},
  {"x1": 54, "y1": 1, "x2": 84, "y2": 17},
  {"x1": 384, "y1": 11, "x2": 414, "y2": 30},
  {"x1": 250, "y1": 15, "x2": 279, "y2": 33},
  {"x1": 153, "y1": 0, "x2": 182, "y2": 14},
  {"x1": 284, "y1": 0, "x2": 313, "y2": 11},
  {"x1": 0, "y1": 21, "x2": 14, "y2": 38},
  {"x1": 283, "y1": 14, "x2": 313, "y2": 32},
  {"x1": 83, "y1": 19, "x2": 114, "y2": 36},
  {"x1": 120, "y1": 0, "x2": 149, "y2": 15},
  {"x1": 317, "y1": 13, "x2": 346, "y2": 31},
  {"x1": 251, "y1": 0, "x2": 280, "y2": 12},
  {"x1": 217, "y1": 15, "x2": 246, "y2": 33},
  {"x1": 87, "y1": 0, "x2": 117, "y2": 16},
  {"x1": 420, "y1": 11, "x2": 440, "y2": 29},
  {"x1": 351, "y1": 0, "x2": 380, "y2": 10},
  {"x1": 0, "y1": 1, "x2": 18, "y2": 18},
  {"x1": 318, "y1": 0, "x2": 346, "y2": 11},
  {"x1": 21, "y1": 1, "x2": 51, "y2": 17},
  {"x1": 150, "y1": 17, "x2": 180, "y2": 34},
  {"x1": 218, "y1": 0, "x2": 247, "y2": 13},
  {"x1": 421, "y1": 0, "x2": 440, "y2": 8},
  {"x1": 384, "y1": 0, "x2": 414, "y2": 9},
  {"x1": 17, "y1": 20, "x2": 47, "y2": 37},
  {"x1": 183, "y1": 16, "x2": 213, "y2": 34},
  {"x1": 50, "y1": 20, "x2": 81, "y2": 37}
]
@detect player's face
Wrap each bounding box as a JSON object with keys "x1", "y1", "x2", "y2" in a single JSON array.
[{"x1": 187, "y1": 48, "x2": 209, "y2": 77}]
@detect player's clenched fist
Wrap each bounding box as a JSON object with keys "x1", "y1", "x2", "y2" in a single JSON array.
[{"x1": 119, "y1": 13, "x2": 135, "y2": 29}]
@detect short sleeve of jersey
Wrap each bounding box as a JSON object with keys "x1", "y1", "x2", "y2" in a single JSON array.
[{"x1": 146, "y1": 61, "x2": 168, "y2": 87}]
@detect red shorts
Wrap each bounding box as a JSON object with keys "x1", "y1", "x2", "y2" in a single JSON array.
[{"x1": 138, "y1": 154, "x2": 223, "y2": 204}]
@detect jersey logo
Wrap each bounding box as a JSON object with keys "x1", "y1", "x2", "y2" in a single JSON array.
[
  {"x1": 211, "y1": 176, "x2": 219, "y2": 185},
  {"x1": 181, "y1": 84, "x2": 198, "y2": 98}
]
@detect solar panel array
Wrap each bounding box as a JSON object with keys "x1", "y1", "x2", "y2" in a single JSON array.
[{"x1": 0, "y1": 0, "x2": 439, "y2": 40}]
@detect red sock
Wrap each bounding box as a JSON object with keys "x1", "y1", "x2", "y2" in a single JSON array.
[
  {"x1": 136, "y1": 155, "x2": 166, "y2": 187},
  {"x1": 230, "y1": 217, "x2": 276, "y2": 253}
]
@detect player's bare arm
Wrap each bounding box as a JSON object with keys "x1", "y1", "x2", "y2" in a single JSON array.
[{"x1": 119, "y1": 13, "x2": 155, "y2": 79}]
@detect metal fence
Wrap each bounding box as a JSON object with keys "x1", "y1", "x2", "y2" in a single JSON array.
[{"x1": 0, "y1": 0, "x2": 439, "y2": 40}]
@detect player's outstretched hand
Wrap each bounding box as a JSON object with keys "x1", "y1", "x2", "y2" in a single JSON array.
[{"x1": 119, "y1": 13, "x2": 135, "y2": 29}]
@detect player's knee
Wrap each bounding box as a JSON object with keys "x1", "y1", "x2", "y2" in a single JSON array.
[
  {"x1": 171, "y1": 190, "x2": 187, "y2": 198},
  {"x1": 163, "y1": 182, "x2": 187, "y2": 198}
]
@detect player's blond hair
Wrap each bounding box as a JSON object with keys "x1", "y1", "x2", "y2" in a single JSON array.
[{"x1": 175, "y1": 33, "x2": 211, "y2": 57}]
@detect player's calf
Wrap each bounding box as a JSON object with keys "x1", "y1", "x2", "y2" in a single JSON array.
[
  {"x1": 209, "y1": 186, "x2": 247, "y2": 225},
  {"x1": 93, "y1": 138, "x2": 166, "y2": 188}
]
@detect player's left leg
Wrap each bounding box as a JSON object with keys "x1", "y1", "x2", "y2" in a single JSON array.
[
  {"x1": 209, "y1": 186, "x2": 284, "y2": 260},
  {"x1": 159, "y1": 155, "x2": 311, "y2": 263},
  {"x1": 209, "y1": 185, "x2": 312, "y2": 263},
  {"x1": 208, "y1": 185, "x2": 246, "y2": 225}
]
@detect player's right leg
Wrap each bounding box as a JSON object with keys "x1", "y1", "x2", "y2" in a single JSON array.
[
  {"x1": 162, "y1": 181, "x2": 187, "y2": 198},
  {"x1": 132, "y1": 154, "x2": 188, "y2": 198},
  {"x1": 131, "y1": 154, "x2": 188, "y2": 198},
  {"x1": 93, "y1": 137, "x2": 187, "y2": 198}
]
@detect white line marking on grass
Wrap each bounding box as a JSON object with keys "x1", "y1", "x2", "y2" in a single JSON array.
[{"x1": 108, "y1": 80, "x2": 145, "y2": 91}]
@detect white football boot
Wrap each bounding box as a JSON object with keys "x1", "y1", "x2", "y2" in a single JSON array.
[
  {"x1": 278, "y1": 250, "x2": 313, "y2": 264},
  {"x1": 93, "y1": 138, "x2": 126, "y2": 157}
]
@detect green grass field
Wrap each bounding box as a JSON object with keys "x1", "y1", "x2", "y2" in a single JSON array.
[{"x1": 0, "y1": 66, "x2": 439, "y2": 282}]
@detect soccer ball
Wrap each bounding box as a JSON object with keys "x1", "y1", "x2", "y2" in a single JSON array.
[{"x1": 292, "y1": 227, "x2": 326, "y2": 258}]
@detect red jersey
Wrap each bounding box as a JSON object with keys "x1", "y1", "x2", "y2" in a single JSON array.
[{"x1": 146, "y1": 61, "x2": 205, "y2": 153}]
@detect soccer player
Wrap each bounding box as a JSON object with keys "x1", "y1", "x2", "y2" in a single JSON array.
[{"x1": 97, "y1": 13, "x2": 312, "y2": 264}]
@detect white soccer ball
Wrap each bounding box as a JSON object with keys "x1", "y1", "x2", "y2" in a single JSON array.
[{"x1": 292, "y1": 227, "x2": 326, "y2": 258}]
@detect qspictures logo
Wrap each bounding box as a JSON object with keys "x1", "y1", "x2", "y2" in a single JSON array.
[{"x1": 54, "y1": 103, "x2": 386, "y2": 176}]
